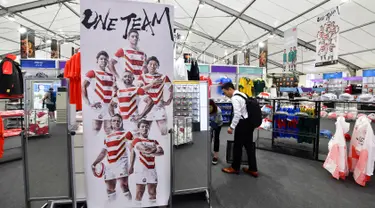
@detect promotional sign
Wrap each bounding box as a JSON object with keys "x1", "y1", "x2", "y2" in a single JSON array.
[
  {"x1": 20, "y1": 27, "x2": 36, "y2": 59},
  {"x1": 259, "y1": 40, "x2": 268, "y2": 68},
  {"x1": 232, "y1": 54, "x2": 238, "y2": 65},
  {"x1": 315, "y1": 6, "x2": 340, "y2": 67},
  {"x1": 80, "y1": 1, "x2": 174, "y2": 207},
  {"x1": 323, "y1": 72, "x2": 343, "y2": 79},
  {"x1": 244, "y1": 48, "x2": 250, "y2": 65},
  {"x1": 20, "y1": 59, "x2": 57, "y2": 69},
  {"x1": 51, "y1": 39, "x2": 60, "y2": 59},
  {"x1": 283, "y1": 27, "x2": 298, "y2": 71}
]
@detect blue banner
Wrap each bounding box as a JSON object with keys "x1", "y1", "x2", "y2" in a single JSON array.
[
  {"x1": 323, "y1": 72, "x2": 342, "y2": 79},
  {"x1": 20, "y1": 59, "x2": 57, "y2": 69},
  {"x1": 280, "y1": 87, "x2": 297, "y2": 92},
  {"x1": 363, "y1": 69, "x2": 375, "y2": 77}
]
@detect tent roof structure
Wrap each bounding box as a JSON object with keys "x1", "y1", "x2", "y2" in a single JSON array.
[{"x1": 0, "y1": 0, "x2": 374, "y2": 73}]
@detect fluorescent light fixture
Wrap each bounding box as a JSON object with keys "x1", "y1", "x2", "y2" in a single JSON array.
[
  {"x1": 18, "y1": 27, "x2": 27, "y2": 34},
  {"x1": 259, "y1": 42, "x2": 265, "y2": 47}
]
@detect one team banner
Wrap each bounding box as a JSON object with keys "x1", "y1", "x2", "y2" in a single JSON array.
[
  {"x1": 27, "y1": 29, "x2": 35, "y2": 58},
  {"x1": 315, "y1": 6, "x2": 340, "y2": 67},
  {"x1": 80, "y1": 1, "x2": 174, "y2": 207},
  {"x1": 259, "y1": 40, "x2": 268, "y2": 68},
  {"x1": 244, "y1": 48, "x2": 250, "y2": 65},
  {"x1": 283, "y1": 27, "x2": 297, "y2": 72}
]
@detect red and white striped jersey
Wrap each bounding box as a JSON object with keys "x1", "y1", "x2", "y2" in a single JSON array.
[
  {"x1": 104, "y1": 131, "x2": 133, "y2": 164},
  {"x1": 139, "y1": 73, "x2": 171, "y2": 105},
  {"x1": 115, "y1": 48, "x2": 146, "y2": 76},
  {"x1": 132, "y1": 138, "x2": 160, "y2": 169},
  {"x1": 85, "y1": 70, "x2": 115, "y2": 103},
  {"x1": 115, "y1": 87, "x2": 146, "y2": 120}
]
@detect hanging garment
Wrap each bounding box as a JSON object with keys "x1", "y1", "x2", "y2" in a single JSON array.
[
  {"x1": 0, "y1": 54, "x2": 24, "y2": 99},
  {"x1": 238, "y1": 77, "x2": 254, "y2": 97},
  {"x1": 174, "y1": 58, "x2": 188, "y2": 80},
  {"x1": 188, "y1": 60, "x2": 200, "y2": 80},
  {"x1": 0, "y1": 116, "x2": 3, "y2": 158},
  {"x1": 348, "y1": 116, "x2": 375, "y2": 186},
  {"x1": 323, "y1": 116, "x2": 349, "y2": 180},
  {"x1": 200, "y1": 75, "x2": 212, "y2": 97},
  {"x1": 64, "y1": 52, "x2": 82, "y2": 111},
  {"x1": 253, "y1": 79, "x2": 265, "y2": 96}
]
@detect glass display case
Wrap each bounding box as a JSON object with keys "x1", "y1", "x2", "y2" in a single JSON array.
[{"x1": 173, "y1": 116, "x2": 193, "y2": 146}]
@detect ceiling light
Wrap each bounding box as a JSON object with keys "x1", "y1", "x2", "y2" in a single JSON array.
[
  {"x1": 180, "y1": 35, "x2": 185, "y2": 39},
  {"x1": 46, "y1": 39, "x2": 52, "y2": 44},
  {"x1": 6, "y1": 14, "x2": 15, "y2": 21},
  {"x1": 188, "y1": 30, "x2": 192, "y2": 34},
  {"x1": 18, "y1": 27, "x2": 27, "y2": 34},
  {"x1": 268, "y1": 33, "x2": 275, "y2": 38},
  {"x1": 259, "y1": 42, "x2": 265, "y2": 47},
  {"x1": 224, "y1": 50, "x2": 228, "y2": 56}
]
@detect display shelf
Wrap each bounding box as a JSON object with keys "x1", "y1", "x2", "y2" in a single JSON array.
[
  {"x1": 173, "y1": 81, "x2": 201, "y2": 131},
  {"x1": 173, "y1": 116, "x2": 193, "y2": 146}
]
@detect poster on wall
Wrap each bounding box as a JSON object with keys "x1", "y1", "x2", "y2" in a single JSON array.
[
  {"x1": 51, "y1": 39, "x2": 60, "y2": 59},
  {"x1": 283, "y1": 27, "x2": 297, "y2": 72},
  {"x1": 20, "y1": 26, "x2": 27, "y2": 59},
  {"x1": 27, "y1": 29, "x2": 36, "y2": 58},
  {"x1": 244, "y1": 48, "x2": 250, "y2": 65},
  {"x1": 315, "y1": 6, "x2": 340, "y2": 67},
  {"x1": 233, "y1": 54, "x2": 238, "y2": 65},
  {"x1": 259, "y1": 40, "x2": 268, "y2": 68},
  {"x1": 80, "y1": 0, "x2": 174, "y2": 207}
]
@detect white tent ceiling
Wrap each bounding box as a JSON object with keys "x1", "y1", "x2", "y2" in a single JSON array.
[{"x1": 0, "y1": 0, "x2": 374, "y2": 73}]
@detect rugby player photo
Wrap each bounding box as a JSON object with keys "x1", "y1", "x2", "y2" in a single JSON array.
[
  {"x1": 82, "y1": 51, "x2": 116, "y2": 135},
  {"x1": 138, "y1": 56, "x2": 173, "y2": 135},
  {"x1": 91, "y1": 114, "x2": 134, "y2": 202},
  {"x1": 108, "y1": 70, "x2": 160, "y2": 133},
  {"x1": 108, "y1": 29, "x2": 147, "y2": 80},
  {"x1": 129, "y1": 120, "x2": 164, "y2": 206}
]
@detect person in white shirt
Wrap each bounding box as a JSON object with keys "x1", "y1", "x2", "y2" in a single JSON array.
[{"x1": 220, "y1": 82, "x2": 258, "y2": 177}]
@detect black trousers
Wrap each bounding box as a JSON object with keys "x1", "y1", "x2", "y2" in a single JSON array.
[
  {"x1": 210, "y1": 126, "x2": 221, "y2": 152},
  {"x1": 231, "y1": 120, "x2": 258, "y2": 171}
]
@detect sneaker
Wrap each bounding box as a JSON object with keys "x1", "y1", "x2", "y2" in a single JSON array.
[{"x1": 212, "y1": 157, "x2": 218, "y2": 165}]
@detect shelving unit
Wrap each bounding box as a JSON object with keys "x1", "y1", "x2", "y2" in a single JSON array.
[{"x1": 0, "y1": 98, "x2": 24, "y2": 164}]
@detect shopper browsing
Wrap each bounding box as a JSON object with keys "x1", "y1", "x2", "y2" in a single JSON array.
[
  {"x1": 220, "y1": 82, "x2": 259, "y2": 177},
  {"x1": 42, "y1": 87, "x2": 56, "y2": 122},
  {"x1": 209, "y1": 99, "x2": 223, "y2": 165}
]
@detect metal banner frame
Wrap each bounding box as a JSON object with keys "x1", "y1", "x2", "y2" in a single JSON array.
[{"x1": 22, "y1": 78, "x2": 76, "y2": 208}]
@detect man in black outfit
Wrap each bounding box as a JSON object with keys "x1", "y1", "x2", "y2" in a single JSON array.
[{"x1": 221, "y1": 82, "x2": 258, "y2": 177}]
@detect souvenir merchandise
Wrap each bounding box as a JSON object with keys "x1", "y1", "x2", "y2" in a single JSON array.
[
  {"x1": 238, "y1": 77, "x2": 254, "y2": 97},
  {"x1": 357, "y1": 94, "x2": 374, "y2": 102},
  {"x1": 0, "y1": 54, "x2": 24, "y2": 99},
  {"x1": 323, "y1": 116, "x2": 349, "y2": 180},
  {"x1": 253, "y1": 79, "x2": 266, "y2": 96},
  {"x1": 338, "y1": 93, "x2": 354, "y2": 101},
  {"x1": 200, "y1": 75, "x2": 212, "y2": 97},
  {"x1": 257, "y1": 92, "x2": 270, "y2": 99},
  {"x1": 173, "y1": 83, "x2": 200, "y2": 123},
  {"x1": 28, "y1": 110, "x2": 49, "y2": 136},
  {"x1": 363, "y1": 77, "x2": 375, "y2": 95},
  {"x1": 188, "y1": 60, "x2": 200, "y2": 80},
  {"x1": 173, "y1": 116, "x2": 193, "y2": 146},
  {"x1": 215, "y1": 76, "x2": 232, "y2": 95},
  {"x1": 259, "y1": 118, "x2": 272, "y2": 130},
  {"x1": 261, "y1": 104, "x2": 272, "y2": 115},
  {"x1": 64, "y1": 52, "x2": 82, "y2": 111},
  {"x1": 348, "y1": 116, "x2": 375, "y2": 186},
  {"x1": 174, "y1": 58, "x2": 188, "y2": 81},
  {"x1": 321, "y1": 93, "x2": 337, "y2": 101}
]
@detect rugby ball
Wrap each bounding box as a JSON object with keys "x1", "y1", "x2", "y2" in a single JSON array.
[{"x1": 93, "y1": 162, "x2": 105, "y2": 178}]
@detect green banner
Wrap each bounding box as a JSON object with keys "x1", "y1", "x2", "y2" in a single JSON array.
[
  {"x1": 185, "y1": 64, "x2": 210, "y2": 73},
  {"x1": 239, "y1": 66, "x2": 263, "y2": 75}
]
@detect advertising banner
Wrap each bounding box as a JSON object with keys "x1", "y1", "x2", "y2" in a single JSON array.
[
  {"x1": 80, "y1": 0, "x2": 174, "y2": 207},
  {"x1": 51, "y1": 39, "x2": 60, "y2": 59},
  {"x1": 244, "y1": 48, "x2": 250, "y2": 65},
  {"x1": 27, "y1": 29, "x2": 36, "y2": 58},
  {"x1": 315, "y1": 6, "x2": 340, "y2": 67},
  {"x1": 283, "y1": 27, "x2": 297, "y2": 72},
  {"x1": 233, "y1": 54, "x2": 238, "y2": 65},
  {"x1": 20, "y1": 26, "x2": 27, "y2": 59},
  {"x1": 259, "y1": 40, "x2": 268, "y2": 68}
]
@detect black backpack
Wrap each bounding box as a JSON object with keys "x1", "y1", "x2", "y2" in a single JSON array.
[
  {"x1": 234, "y1": 93, "x2": 262, "y2": 128},
  {"x1": 0, "y1": 57, "x2": 24, "y2": 97}
]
